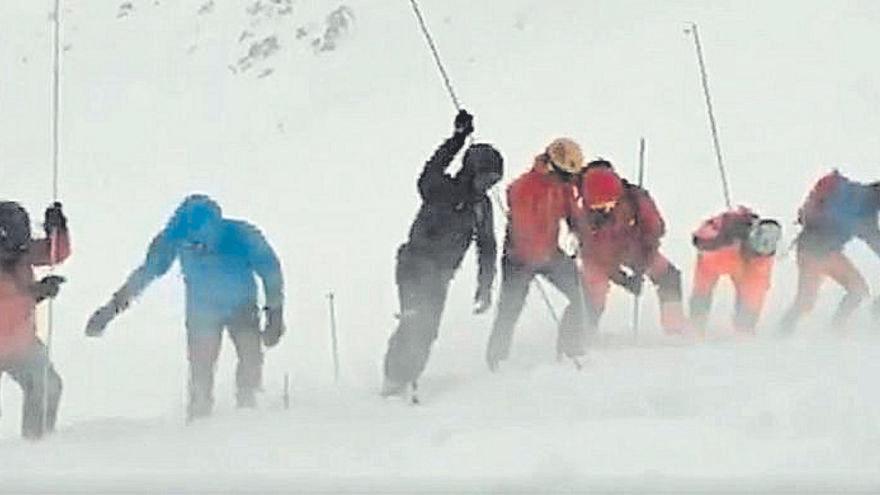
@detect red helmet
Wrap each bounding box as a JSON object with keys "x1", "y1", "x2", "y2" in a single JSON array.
[{"x1": 582, "y1": 169, "x2": 623, "y2": 211}]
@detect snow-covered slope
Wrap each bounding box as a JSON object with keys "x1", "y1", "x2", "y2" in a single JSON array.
[{"x1": 1, "y1": 0, "x2": 879, "y2": 491}]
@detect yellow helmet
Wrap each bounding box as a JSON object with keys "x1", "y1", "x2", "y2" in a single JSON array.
[{"x1": 546, "y1": 138, "x2": 585, "y2": 175}]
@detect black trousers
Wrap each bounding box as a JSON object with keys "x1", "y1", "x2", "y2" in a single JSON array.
[
  {"x1": 383, "y1": 247, "x2": 453, "y2": 385},
  {"x1": 487, "y1": 252, "x2": 586, "y2": 363},
  {"x1": 0, "y1": 339, "x2": 62, "y2": 439}
]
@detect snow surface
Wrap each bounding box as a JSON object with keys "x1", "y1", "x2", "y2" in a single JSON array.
[{"x1": 1, "y1": 0, "x2": 879, "y2": 492}]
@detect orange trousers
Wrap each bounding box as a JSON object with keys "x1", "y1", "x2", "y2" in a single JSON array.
[{"x1": 689, "y1": 246, "x2": 774, "y2": 334}]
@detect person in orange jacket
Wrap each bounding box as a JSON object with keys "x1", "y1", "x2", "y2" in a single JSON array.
[
  {"x1": 0, "y1": 201, "x2": 69, "y2": 439},
  {"x1": 689, "y1": 206, "x2": 782, "y2": 335},
  {"x1": 575, "y1": 163, "x2": 687, "y2": 335},
  {"x1": 780, "y1": 171, "x2": 880, "y2": 333},
  {"x1": 485, "y1": 138, "x2": 587, "y2": 370}
]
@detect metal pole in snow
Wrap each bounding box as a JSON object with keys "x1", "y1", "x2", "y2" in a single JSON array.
[
  {"x1": 686, "y1": 22, "x2": 733, "y2": 209},
  {"x1": 327, "y1": 292, "x2": 340, "y2": 383},
  {"x1": 632, "y1": 138, "x2": 646, "y2": 342},
  {"x1": 283, "y1": 372, "x2": 290, "y2": 409},
  {"x1": 43, "y1": 0, "x2": 63, "y2": 437}
]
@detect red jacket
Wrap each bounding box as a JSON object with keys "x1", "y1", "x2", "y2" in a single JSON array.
[
  {"x1": 577, "y1": 182, "x2": 664, "y2": 273},
  {"x1": 0, "y1": 233, "x2": 71, "y2": 360},
  {"x1": 505, "y1": 157, "x2": 579, "y2": 265}
]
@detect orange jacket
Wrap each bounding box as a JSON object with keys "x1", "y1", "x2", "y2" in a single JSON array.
[
  {"x1": 0, "y1": 232, "x2": 70, "y2": 360},
  {"x1": 505, "y1": 157, "x2": 579, "y2": 265}
]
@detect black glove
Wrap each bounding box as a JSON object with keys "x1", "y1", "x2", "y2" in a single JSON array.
[
  {"x1": 453, "y1": 109, "x2": 474, "y2": 137},
  {"x1": 32, "y1": 275, "x2": 66, "y2": 303},
  {"x1": 85, "y1": 292, "x2": 129, "y2": 337},
  {"x1": 613, "y1": 270, "x2": 643, "y2": 296},
  {"x1": 43, "y1": 202, "x2": 67, "y2": 236},
  {"x1": 262, "y1": 306, "x2": 285, "y2": 347},
  {"x1": 85, "y1": 305, "x2": 116, "y2": 337},
  {"x1": 473, "y1": 286, "x2": 492, "y2": 315}
]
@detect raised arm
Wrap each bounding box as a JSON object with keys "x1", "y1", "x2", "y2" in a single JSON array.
[
  {"x1": 28, "y1": 202, "x2": 71, "y2": 266},
  {"x1": 417, "y1": 110, "x2": 474, "y2": 201}
]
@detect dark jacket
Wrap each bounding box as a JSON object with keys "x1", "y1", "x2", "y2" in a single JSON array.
[{"x1": 402, "y1": 133, "x2": 496, "y2": 295}]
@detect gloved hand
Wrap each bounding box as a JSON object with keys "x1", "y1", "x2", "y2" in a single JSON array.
[
  {"x1": 453, "y1": 109, "x2": 474, "y2": 137},
  {"x1": 32, "y1": 275, "x2": 66, "y2": 303},
  {"x1": 262, "y1": 306, "x2": 285, "y2": 347},
  {"x1": 85, "y1": 304, "x2": 117, "y2": 337},
  {"x1": 473, "y1": 286, "x2": 492, "y2": 315},
  {"x1": 43, "y1": 202, "x2": 67, "y2": 236},
  {"x1": 85, "y1": 292, "x2": 129, "y2": 337},
  {"x1": 614, "y1": 270, "x2": 643, "y2": 296}
]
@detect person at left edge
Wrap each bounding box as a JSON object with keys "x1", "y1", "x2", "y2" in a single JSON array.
[
  {"x1": 0, "y1": 201, "x2": 69, "y2": 439},
  {"x1": 84, "y1": 195, "x2": 285, "y2": 421}
]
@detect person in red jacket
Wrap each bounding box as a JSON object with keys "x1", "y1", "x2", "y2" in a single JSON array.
[
  {"x1": 485, "y1": 138, "x2": 586, "y2": 370},
  {"x1": 689, "y1": 207, "x2": 781, "y2": 335},
  {"x1": 575, "y1": 164, "x2": 686, "y2": 335},
  {"x1": 0, "y1": 201, "x2": 69, "y2": 439}
]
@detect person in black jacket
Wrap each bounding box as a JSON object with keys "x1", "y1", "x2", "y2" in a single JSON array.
[{"x1": 382, "y1": 110, "x2": 503, "y2": 397}]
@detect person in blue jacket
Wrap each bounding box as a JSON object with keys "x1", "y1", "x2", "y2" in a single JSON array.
[{"x1": 85, "y1": 194, "x2": 285, "y2": 420}]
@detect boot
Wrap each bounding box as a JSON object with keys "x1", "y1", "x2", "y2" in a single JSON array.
[
  {"x1": 236, "y1": 388, "x2": 257, "y2": 409},
  {"x1": 660, "y1": 301, "x2": 688, "y2": 335},
  {"x1": 380, "y1": 377, "x2": 409, "y2": 398}
]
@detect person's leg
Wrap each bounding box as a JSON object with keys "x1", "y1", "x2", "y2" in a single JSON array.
[
  {"x1": 185, "y1": 314, "x2": 223, "y2": 419},
  {"x1": 580, "y1": 259, "x2": 611, "y2": 332},
  {"x1": 6, "y1": 340, "x2": 62, "y2": 439},
  {"x1": 383, "y1": 249, "x2": 451, "y2": 391},
  {"x1": 541, "y1": 254, "x2": 588, "y2": 358},
  {"x1": 825, "y1": 252, "x2": 870, "y2": 328},
  {"x1": 227, "y1": 306, "x2": 264, "y2": 408},
  {"x1": 485, "y1": 255, "x2": 534, "y2": 369},
  {"x1": 644, "y1": 253, "x2": 686, "y2": 334},
  {"x1": 733, "y1": 256, "x2": 774, "y2": 334},
  {"x1": 689, "y1": 251, "x2": 724, "y2": 334},
  {"x1": 779, "y1": 251, "x2": 825, "y2": 333}
]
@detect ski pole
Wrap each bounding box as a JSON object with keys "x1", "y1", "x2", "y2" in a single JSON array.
[
  {"x1": 43, "y1": 0, "x2": 63, "y2": 436},
  {"x1": 283, "y1": 372, "x2": 290, "y2": 409},
  {"x1": 632, "y1": 137, "x2": 646, "y2": 341},
  {"x1": 407, "y1": 0, "x2": 461, "y2": 111},
  {"x1": 685, "y1": 23, "x2": 732, "y2": 209},
  {"x1": 327, "y1": 292, "x2": 340, "y2": 383}
]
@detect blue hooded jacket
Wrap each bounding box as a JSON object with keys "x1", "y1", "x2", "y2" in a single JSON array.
[{"x1": 117, "y1": 195, "x2": 284, "y2": 323}]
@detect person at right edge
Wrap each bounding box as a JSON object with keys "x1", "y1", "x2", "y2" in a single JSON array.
[
  {"x1": 780, "y1": 170, "x2": 880, "y2": 334},
  {"x1": 484, "y1": 138, "x2": 587, "y2": 371},
  {"x1": 382, "y1": 109, "x2": 503, "y2": 397}
]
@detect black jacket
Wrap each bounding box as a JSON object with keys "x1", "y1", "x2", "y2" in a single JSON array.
[{"x1": 402, "y1": 133, "x2": 496, "y2": 295}]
